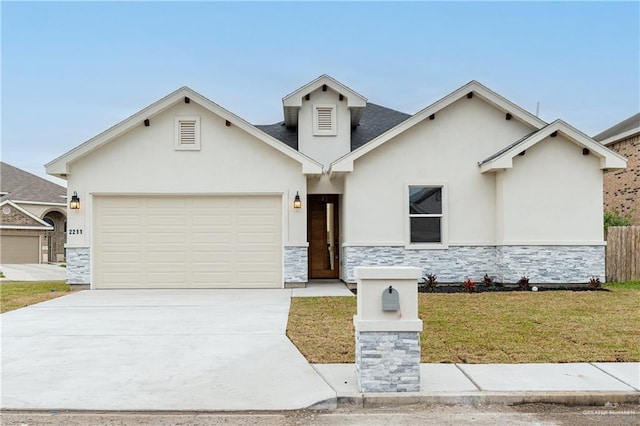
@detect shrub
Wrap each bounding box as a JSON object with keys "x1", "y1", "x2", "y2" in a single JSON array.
[
  {"x1": 517, "y1": 275, "x2": 530, "y2": 291},
  {"x1": 604, "y1": 209, "x2": 633, "y2": 232},
  {"x1": 588, "y1": 276, "x2": 602, "y2": 289},
  {"x1": 463, "y1": 278, "x2": 476, "y2": 293},
  {"x1": 481, "y1": 273, "x2": 494, "y2": 288},
  {"x1": 423, "y1": 273, "x2": 438, "y2": 292}
]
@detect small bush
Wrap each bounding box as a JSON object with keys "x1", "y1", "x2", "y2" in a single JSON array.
[
  {"x1": 423, "y1": 273, "x2": 438, "y2": 292},
  {"x1": 518, "y1": 275, "x2": 531, "y2": 291},
  {"x1": 463, "y1": 278, "x2": 476, "y2": 293},
  {"x1": 604, "y1": 209, "x2": 633, "y2": 232},
  {"x1": 588, "y1": 277, "x2": 602, "y2": 289},
  {"x1": 482, "y1": 273, "x2": 494, "y2": 288}
]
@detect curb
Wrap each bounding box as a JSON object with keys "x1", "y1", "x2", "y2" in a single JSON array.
[{"x1": 334, "y1": 391, "x2": 640, "y2": 408}]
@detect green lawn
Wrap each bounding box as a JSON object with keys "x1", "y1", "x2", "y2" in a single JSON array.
[
  {"x1": 287, "y1": 282, "x2": 640, "y2": 364},
  {"x1": 1, "y1": 281, "x2": 72, "y2": 313}
]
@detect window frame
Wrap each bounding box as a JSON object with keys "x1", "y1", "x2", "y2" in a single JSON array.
[
  {"x1": 174, "y1": 116, "x2": 201, "y2": 151},
  {"x1": 312, "y1": 104, "x2": 337, "y2": 136},
  {"x1": 405, "y1": 183, "x2": 448, "y2": 249}
]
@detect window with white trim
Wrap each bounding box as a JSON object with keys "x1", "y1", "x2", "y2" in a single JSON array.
[
  {"x1": 175, "y1": 116, "x2": 201, "y2": 150},
  {"x1": 313, "y1": 105, "x2": 337, "y2": 135},
  {"x1": 408, "y1": 185, "x2": 443, "y2": 243}
]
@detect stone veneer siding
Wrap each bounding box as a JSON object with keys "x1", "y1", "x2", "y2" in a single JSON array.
[
  {"x1": 343, "y1": 245, "x2": 604, "y2": 284},
  {"x1": 497, "y1": 245, "x2": 605, "y2": 283},
  {"x1": 284, "y1": 246, "x2": 308, "y2": 284},
  {"x1": 66, "y1": 247, "x2": 90, "y2": 284},
  {"x1": 355, "y1": 331, "x2": 421, "y2": 393},
  {"x1": 603, "y1": 134, "x2": 639, "y2": 225}
]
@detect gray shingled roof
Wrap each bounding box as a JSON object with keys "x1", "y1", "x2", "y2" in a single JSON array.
[
  {"x1": 0, "y1": 162, "x2": 66, "y2": 204},
  {"x1": 593, "y1": 113, "x2": 640, "y2": 143},
  {"x1": 255, "y1": 103, "x2": 411, "y2": 152}
]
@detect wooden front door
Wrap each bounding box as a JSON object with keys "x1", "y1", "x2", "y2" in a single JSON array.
[{"x1": 308, "y1": 195, "x2": 339, "y2": 279}]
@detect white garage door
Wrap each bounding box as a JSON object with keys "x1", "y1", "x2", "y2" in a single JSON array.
[{"x1": 93, "y1": 195, "x2": 282, "y2": 289}]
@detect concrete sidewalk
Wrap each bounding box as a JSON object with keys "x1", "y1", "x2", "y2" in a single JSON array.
[{"x1": 313, "y1": 363, "x2": 640, "y2": 407}]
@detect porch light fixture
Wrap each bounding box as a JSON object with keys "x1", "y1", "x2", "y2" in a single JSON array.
[
  {"x1": 70, "y1": 192, "x2": 80, "y2": 210},
  {"x1": 293, "y1": 192, "x2": 302, "y2": 209}
]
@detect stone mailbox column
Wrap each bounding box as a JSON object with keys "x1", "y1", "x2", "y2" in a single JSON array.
[{"x1": 353, "y1": 266, "x2": 423, "y2": 393}]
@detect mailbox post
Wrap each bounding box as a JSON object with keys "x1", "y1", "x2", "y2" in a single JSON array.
[{"x1": 353, "y1": 267, "x2": 423, "y2": 392}]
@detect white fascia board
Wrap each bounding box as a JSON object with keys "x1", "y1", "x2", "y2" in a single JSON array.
[
  {"x1": 480, "y1": 120, "x2": 628, "y2": 173},
  {"x1": 0, "y1": 200, "x2": 55, "y2": 227},
  {"x1": 330, "y1": 81, "x2": 547, "y2": 174},
  {"x1": 46, "y1": 87, "x2": 191, "y2": 177},
  {"x1": 282, "y1": 74, "x2": 367, "y2": 108},
  {"x1": 0, "y1": 225, "x2": 54, "y2": 230},
  {"x1": 46, "y1": 86, "x2": 323, "y2": 177},
  {"x1": 12, "y1": 200, "x2": 67, "y2": 207},
  {"x1": 599, "y1": 126, "x2": 640, "y2": 146}
]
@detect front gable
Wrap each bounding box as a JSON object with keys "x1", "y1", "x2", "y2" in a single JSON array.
[
  {"x1": 46, "y1": 87, "x2": 322, "y2": 178},
  {"x1": 0, "y1": 200, "x2": 53, "y2": 230},
  {"x1": 330, "y1": 81, "x2": 547, "y2": 173}
]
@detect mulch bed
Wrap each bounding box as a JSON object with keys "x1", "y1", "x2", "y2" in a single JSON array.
[{"x1": 350, "y1": 284, "x2": 609, "y2": 295}]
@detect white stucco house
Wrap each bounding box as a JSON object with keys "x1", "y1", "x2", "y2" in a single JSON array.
[{"x1": 46, "y1": 75, "x2": 626, "y2": 289}]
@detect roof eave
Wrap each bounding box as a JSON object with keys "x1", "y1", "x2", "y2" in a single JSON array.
[
  {"x1": 598, "y1": 126, "x2": 640, "y2": 146},
  {"x1": 479, "y1": 120, "x2": 628, "y2": 173}
]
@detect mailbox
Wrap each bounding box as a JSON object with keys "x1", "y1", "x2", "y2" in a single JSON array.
[{"x1": 382, "y1": 285, "x2": 400, "y2": 311}]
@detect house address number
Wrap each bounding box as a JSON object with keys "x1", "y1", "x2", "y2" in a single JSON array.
[{"x1": 68, "y1": 229, "x2": 83, "y2": 235}]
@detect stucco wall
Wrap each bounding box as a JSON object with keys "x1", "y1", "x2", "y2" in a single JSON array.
[
  {"x1": 298, "y1": 88, "x2": 351, "y2": 167},
  {"x1": 603, "y1": 134, "x2": 639, "y2": 225},
  {"x1": 499, "y1": 134, "x2": 604, "y2": 243},
  {"x1": 65, "y1": 101, "x2": 308, "y2": 252},
  {"x1": 342, "y1": 96, "x2": 533, "y2": 246}
]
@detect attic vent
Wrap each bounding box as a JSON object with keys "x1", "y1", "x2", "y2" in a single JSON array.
[
  {"x1": 175, "y1": 116, "x2": 201, "y2": 150},
  {"x1": 313, "y1": 105, "x2": 336, "y2": 136}
]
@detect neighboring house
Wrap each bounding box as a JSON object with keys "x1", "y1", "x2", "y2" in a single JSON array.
[
  {"x1": 45, "y1": 75, "x2": 626, "y2": 289},
  {"x1": 593, "y1": 113, "x2": 640, "y2": 225},
  {"x1": 0, "y1": 162, "x2": 67, "y2": 264}
]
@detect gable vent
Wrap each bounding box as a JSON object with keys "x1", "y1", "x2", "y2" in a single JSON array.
[
  {"x1": 180, "y1": 120, "x2": 197, "y2": 144},
  {"x1": 175, "y1": 116, "x2": 201, "y2": 150},
  {"x1": 313, "y1": 105, "x2": 337, "y2": 135},
  {"x1": 317, "y1": 108, "x2": 333, "y2": 131}
]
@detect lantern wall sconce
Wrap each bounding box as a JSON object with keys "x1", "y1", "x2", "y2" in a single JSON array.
[
  {"x1": 293, "y1": 192, "x2": 302, "y2": 209},
  {"x1": 70, "y1": 191, "x2": 81, "y2": 210}
]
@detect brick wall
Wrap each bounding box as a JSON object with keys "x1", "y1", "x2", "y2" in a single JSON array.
[{"x1": 604, "y1": 134, "x2": 640, "y2": 225}]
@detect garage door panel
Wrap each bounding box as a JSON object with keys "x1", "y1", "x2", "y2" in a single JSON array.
[
  {"x1": 0, "y1": 236, "x2": 40, "y2": 264},
  {"x1": 94, "y1": 195, "x2": 282, "y2": 289},
  {"x1": 191, "y1": 233, "x2": 234, "y2": 243}
]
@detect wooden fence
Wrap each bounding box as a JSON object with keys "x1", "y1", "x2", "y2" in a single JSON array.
[{"x1": 606, "y1": 226, "x2": 640, "y2": 282}]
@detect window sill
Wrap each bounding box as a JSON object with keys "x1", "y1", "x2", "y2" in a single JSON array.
[{"x1": 405, "y1": 243, "x2": 449, "y2": 250}]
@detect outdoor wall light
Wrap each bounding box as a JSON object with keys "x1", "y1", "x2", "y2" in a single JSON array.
[
  {"x1": 293, "y1": 192, "x2": 302, "y2": 209},
  {"x1": 70, "y1": 192, "x2": 80, "y2": 210}
]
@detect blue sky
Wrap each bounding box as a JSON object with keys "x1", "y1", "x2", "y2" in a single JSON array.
[{"x1": 2, "y1": 1, "x2": 639, "y2": 185}]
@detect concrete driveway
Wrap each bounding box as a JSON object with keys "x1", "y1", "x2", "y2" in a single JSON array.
[
  {"x1": 1, "y1": 290, "x2": 336, "y2": 411},
  {"x1": 1, "y1": 263, "x2": 67, "y2": 281}
]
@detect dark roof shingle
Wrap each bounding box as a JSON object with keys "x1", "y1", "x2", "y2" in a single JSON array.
[
  {"x1": 254, "y1": 103, "x2": 411, "y2": 152},
  {"x1": 0, "y1": 162, "x2": 66, "y2": 204}
]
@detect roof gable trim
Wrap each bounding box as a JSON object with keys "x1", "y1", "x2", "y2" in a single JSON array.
[
  {"x1": 46, "y1": 87, "x2": 323, "y2": 177},
  {"x1": 479, "y1": 120, "x2": 628, "y2": 173},
  {"x1": 0, "y1": 200, "x2": 54, "y2": 229}
]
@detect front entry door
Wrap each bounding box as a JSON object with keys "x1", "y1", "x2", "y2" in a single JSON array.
[{"x1": 308, "y1": 195, "x2": 339, "y2": 279}]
